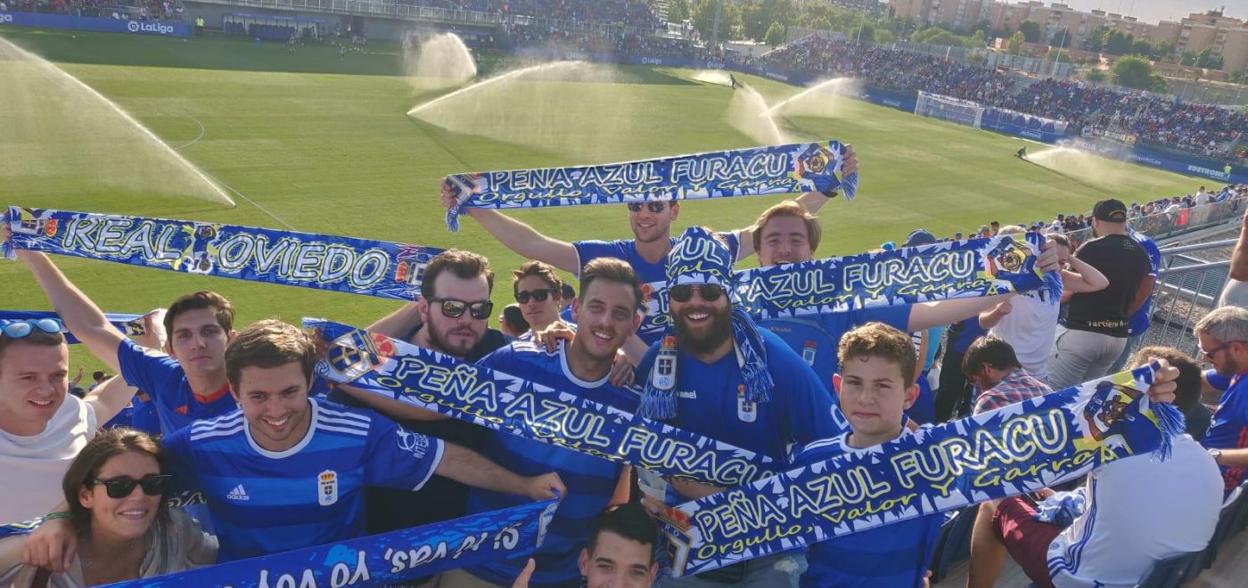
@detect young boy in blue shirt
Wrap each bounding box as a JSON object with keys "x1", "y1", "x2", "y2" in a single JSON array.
[{"x1": 792, "y1": 322, "x2": 943, "y2": 588}]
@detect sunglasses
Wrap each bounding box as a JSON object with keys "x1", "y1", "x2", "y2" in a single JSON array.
[
  {"x1": 668, "y1": 284, "x2": 725, "y2": 303},
  {"x1": 1200, "y1": 341, "x2": 1244, "y2": 360},
  {"x1": 627, "y1": 202, "x2": 668, "y2": 214},
  {"x1": 91, "y1": 474, "x2": 172, "y2": 499},
  {"x1": 430, "y1": 297, "x2": 494, "y2": 320},
  {"x1": 515, "y1": 288, "x2": 557, "y2": 304},
  {"x1": 1, "y1": 318, "x2": 63, "y2": 339}
]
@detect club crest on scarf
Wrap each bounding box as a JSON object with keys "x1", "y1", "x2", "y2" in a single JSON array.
[
  {"x1": 657, "y1": 364, "x2": 1187, "y2": 577},
  {"x1": 443, "y1": 141, "x2": 858, "y2": 232},
  {"x1": 4, "y1": 207, "x2": 442, "y2": 301}
]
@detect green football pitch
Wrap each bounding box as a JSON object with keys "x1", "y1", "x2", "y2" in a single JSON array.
[{"x1": 0, "y1": 28, "x2": 1200, "y2": 370}]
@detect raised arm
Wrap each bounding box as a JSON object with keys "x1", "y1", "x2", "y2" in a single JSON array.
[
  {"x1": 909, "y1": 295, "x2": 1012, "y2": 332},
  {"x1": 366, "y1": 302, "x2": 423, "y2": 340},
  {"x1": 1059, "y1": 254, "x2": 1109, "y2": 295},
  {"x1": 441, "y1": 185, "x2": 579, "y2": 272},
  {"x1": 1230, "y1": 209, "x2": 1248, "y2": 281},
  {"x1": 436, "y1": 443, "x2": 566, "y2": 500},
  {"x1": 16, "y1": 251, "x2": 124, "y2": 372},
  {"x1": 337, "y1": 383, "x2": 448, "y2": 422},
  {"x1": 84, "y1": 375, "x2": 139, "y2": 426},
  {"x1": 733, "y1": 145, "x2": 858, "y2": 261}
]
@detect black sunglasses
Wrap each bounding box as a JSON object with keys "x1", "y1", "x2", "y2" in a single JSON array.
[
  {"x1": 668, "y1": 284, "x2": 725, "y2": 303},
  {"x1": 515, "y1": 288, "x2": 557, "y2": 304},
  {"x1": 91, "y1": 474, "x2": 172, "y2": 499},
  {"x1": 627, "y1": 202, "x2": 667, "y2": 214},
  {"x1": 430, "y1": 297, "x2": 494, "y2": 320}
]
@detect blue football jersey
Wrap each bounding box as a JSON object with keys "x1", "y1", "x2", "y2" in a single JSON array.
[
  {"x1": 465, "y1": 341, "x2": 638, "y2": 586},
  {"x1": 162, "y1": 398, "x2": 444, "y2": 561}
]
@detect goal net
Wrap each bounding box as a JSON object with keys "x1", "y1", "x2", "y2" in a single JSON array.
[{"x1": 915, "y1": 91, "x2": 985, "y2": 129}]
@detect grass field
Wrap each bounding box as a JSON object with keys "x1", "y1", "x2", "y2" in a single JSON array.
[{"x1": 0, "y1": 28, "x2": 1203, "y2": 370}]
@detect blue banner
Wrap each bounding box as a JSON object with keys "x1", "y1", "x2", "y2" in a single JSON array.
[
  {"x1": 658, "y1": 366, "x2": 1183, "y2": 576},
  {"x1": 1067, "y1": 138, "x2": 1247, "y2": 185},
  {"x1": 4, "y1": 208, "x2": 442, "y2": 300},
  {"x1": 102, "y1": 498, "x2": 559, "y2": 587},
  {"x1": 308, "y1": 319, "x2": 780, "y2": 487},
  {"x1": 0, "y1": 310, "x2": 144, "y2": 345},
  {"x1": 733, "y1": 234, "x2": 1047, "y2": 321},
  {"x1": 0, "y1": 12, "x2": 190, "y2": 37},
  {"x1": 443, "y1": 141, "x2": 858, "y2": 231}
]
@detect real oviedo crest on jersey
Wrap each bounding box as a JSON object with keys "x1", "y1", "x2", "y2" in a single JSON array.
[{"x1": 318, "y1": 470, "x2": 339, "y2": 507}]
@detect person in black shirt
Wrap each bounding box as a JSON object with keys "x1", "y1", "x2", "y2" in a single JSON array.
[
  {"x1": 330, "y1": 250, "x2": 509, "y2": 553},
  {"x1": 1048, "y1": 199, "x2": 1153, "y2": 389}
]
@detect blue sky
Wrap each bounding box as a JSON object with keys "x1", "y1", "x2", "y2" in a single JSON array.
[{"x1": 1002, "y1": 0, "x2": 1246, "y2": 25}]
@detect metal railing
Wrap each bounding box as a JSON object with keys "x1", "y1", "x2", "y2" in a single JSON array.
[
  {"x1": 1065, "y1": 197, "x2": 1245, "y2": 249},
  {"x1": 1138, "y1": 239, "x2": 1235, "y2": 358}
]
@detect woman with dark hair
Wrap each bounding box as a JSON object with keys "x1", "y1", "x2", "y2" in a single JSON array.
[{"x1": 1, "y1": 428, "x2": 216, "y2": 587}]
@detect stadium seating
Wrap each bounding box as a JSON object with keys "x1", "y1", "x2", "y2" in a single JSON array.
[{"x1": 760, "y1": 36, "x2": 1248, "y2": 163}]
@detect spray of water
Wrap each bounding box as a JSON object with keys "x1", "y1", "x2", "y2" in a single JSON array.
[
  {"x1": 728, "y1": 83, "x2": 787, "y2": 145},
  {"x1": 692, "y1": 69, "x2": 733, "y2": 87},
  {"x1": 0, "y1": 36, "x2": 234, "y2": 206},
  {"x1": 408, "y1": 60, "x2": 637, "y2": 160},
  {"x1": 404, "y1": 32, "x2": 477, "y2": 91},
  {"x1": 766, "y1": 77, "x2": 862, "y2": 119},
  {"x1": 1026, "y1": 142, "x2": 1134, "y2": 189}
]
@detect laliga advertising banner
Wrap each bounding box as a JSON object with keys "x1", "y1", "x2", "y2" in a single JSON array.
[
  {"x1": 0, "y1": 12, "x2": 189, "y2": 36},
  {"x1": 443, "y1": 141, "x2": 858, "y2": 231},
  {"x1": 4, "y1": 207, "x2": 441, "y2": 300},
  {"x1": 658, "y1": 366, "x2": 1184, "y2": 576},
  {"x1": 98, "y1": 498, "x2": 560, "y2": 587}
]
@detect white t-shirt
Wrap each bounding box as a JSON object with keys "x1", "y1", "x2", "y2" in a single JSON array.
[
  {"x1": 1219, "y1": 278, "x2": 1248, "y2": 309},
  {"x1": 1046, "y1": 435, "x2": 1222, "y2": 588},
  {"x1": 990, "y1": 275, "x2": 1061, "y2": 381},
  {"x1": 0, "y1": 395, "x2": 97, "y2": 525}
]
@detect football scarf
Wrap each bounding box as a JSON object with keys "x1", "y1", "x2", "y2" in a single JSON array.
[
  {"x1": 104, "y1": 498, "x2": 559, "y2": 587},
  {"x1": 3, "y1": 207, "x2": 441, "y2": 300},
  {"x1": 734, "y1": 233, "x2": 1048, "y2": 320},
  {"x1": 307, "y1": 318, "x2": 779, "y2": 488},
  {"x1": 657, "y1": 365, "x2": 1186, "y2": 577},
  {"x1": 444, "y1": 141, "x2": 857, "y2": 231}
]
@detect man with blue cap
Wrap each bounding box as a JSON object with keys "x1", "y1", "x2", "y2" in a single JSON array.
[{"x1": 635, "y1": 226, "x2": 841, "y2": 587}]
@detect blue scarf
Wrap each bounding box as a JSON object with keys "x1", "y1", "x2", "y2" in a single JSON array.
[
  {"x1": 734, "y1": 233, "x2": 1046, "y2": 320},
  {"x1": 3, "y1": 207, "x2": 442, "y2": 300},
  {"x1": 657, "y1": 365, "x2": 1186, "y2": 577},
  {"x1": 0, "y1": 310, "x2": 143, "y2": 344},
  {"x1": 640, "y1": 227, "x2": 773, "y2": 420},
  {"x1": 444, "y1": 141, "x2": 857, "y2": 231},
  {"x1": 308, "y1": 318, "x2": 780, "y2": 487},
  {"x1": 103, "y1": 498, "x2": 559, "y2": 587}
]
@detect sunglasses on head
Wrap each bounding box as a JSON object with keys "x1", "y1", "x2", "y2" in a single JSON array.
[
  {"x1": 430, "y1": 297, "x2": 494, "y2": 320},
  {"x1": 91, "y1": 474, "x2": 172, "y2": 499},
  {"x1": 1, "y1": 318, "x2": 63, "y2": 339},
  {"x1": 668, "y1": 284, "x2": 725, "y2": 303},
  {"x1": 627, "y1": 202, "x2": 667, "y2": 214},
  {"x1": 515, "y1": 288, "x2": 557, "y2": 304}
]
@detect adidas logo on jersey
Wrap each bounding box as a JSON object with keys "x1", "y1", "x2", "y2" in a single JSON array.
[{"x1": 226, "y1": 484, "x2": 250, "y2": 501}]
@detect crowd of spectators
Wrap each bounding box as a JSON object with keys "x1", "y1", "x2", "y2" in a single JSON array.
[
  {"x1": 0, "y1": 0, "x2": 181, "y2": 19},
  {"x1": 1006, "y1": 78, "x2": 1248, "y2": 158},
  {"x1": 759, "y1": 36, "x2": 1248, "y2": 162},
  {"x1": 929, "y1": 183, "x2": 1246, "y2": 242}
]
